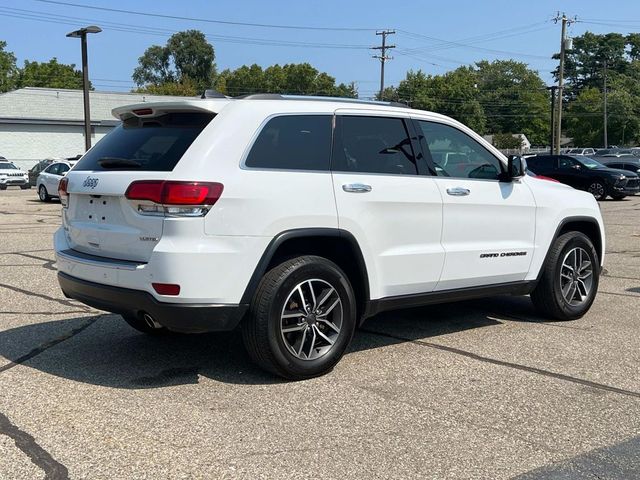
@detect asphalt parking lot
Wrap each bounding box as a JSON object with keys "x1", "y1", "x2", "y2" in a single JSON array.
[{"x1": 0, "y1": 189, "x2": 639, "y2": 480}]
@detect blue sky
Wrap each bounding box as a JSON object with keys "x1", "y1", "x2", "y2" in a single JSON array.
[{"x1": 2, "y1": 0, "x2": 640, "y2": 98}]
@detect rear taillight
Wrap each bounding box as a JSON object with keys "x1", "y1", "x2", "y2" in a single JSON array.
[
  {"x1": 58, "y1": 177, "x2": 69, "y2": 207},
  {"x1": 125, "y1": 181, "x2": 223, "y2": 217}
]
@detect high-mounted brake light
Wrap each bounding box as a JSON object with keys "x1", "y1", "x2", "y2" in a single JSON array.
[
  {"x1": 132, "y1": 108, "x2": 154, "y2": 116},
  {"x1": 125, "y1": 181, "x2": 224, "y2": 217},
  {"x1": 58, "y1": 177, "x2": 69, "y2": 207}
]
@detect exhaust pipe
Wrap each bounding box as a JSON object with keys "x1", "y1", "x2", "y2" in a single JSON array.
[{"x1": 142, "y1": 312, "x2": 163, "y2": 330}]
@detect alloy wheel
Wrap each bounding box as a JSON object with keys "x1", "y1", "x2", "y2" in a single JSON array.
[
  {"x1": 559, "y1": 247, "x2": 594, "y2": 307},
  {"x1": 280, "y1": 279, "x2": 343, "y2": 360},
  {"x1": 588, "y1": 182, "x2": 605, "y2": 199}
]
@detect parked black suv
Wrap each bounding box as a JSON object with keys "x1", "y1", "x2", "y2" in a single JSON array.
[{"x1": 526, "y1": 154, "x2": 639, "y2": 200}]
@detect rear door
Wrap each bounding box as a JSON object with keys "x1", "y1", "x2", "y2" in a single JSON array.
[
  {"x1": 64, "y1": 110, "x2": 214, "y2": 262},
  {"x1": 331, "y1": 111, "x2": 444, "y2": 299},
  {"x1": 416, "y1": 119, "x2": 536, "y2": 290}
]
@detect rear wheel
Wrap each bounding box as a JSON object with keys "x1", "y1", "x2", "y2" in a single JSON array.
[
  {"x1": 611, "y1": 194, "x2": 626, "y2": 200},
  {"x1": 531, "y1": 232, "x2": 599, "y2": 320},
  {"x1": 242, "y1": 255, "x2": 357, "y2": 380},
  {"x1": 587, "y1": 180, "x2": 607, "y2": 200},
  {"x1": 38, "y1": 185, "x2": 51, "y2": 202},
  {"x1": 20, "y1": 185, "x2": 30, "y2": 190},
  {"x1": 122, "y1": 313, "x2": 168, "y2": 335}
]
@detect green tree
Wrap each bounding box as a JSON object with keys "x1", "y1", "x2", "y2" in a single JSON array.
[
  {"x1": 133, "y1": 30, "x2": 215, "y2": 93},
  {"x1": 565, "y1": 87, "x2": 603, "y2": 146},
  {"x1": 390, "y1": 61, "x2": 548, "y2": 142},
  {"x1": 555, "y1": 32, "x2": 629, "y2": 97},
  {"x1": 0, "y1": 41, "x2": 18, "y2": 93},
  {"x1": 17, "y1": 58, "x2": 86, "y2": 89},
  {"x1": 492, "y1": 133, "x2": 523, "y2": 149},
  {"x1": 214, "y1": 63, "x2": 356, "y2": 98},
  {"x1": 475, "y1": 60, "x2": 549, "y2": 144}
]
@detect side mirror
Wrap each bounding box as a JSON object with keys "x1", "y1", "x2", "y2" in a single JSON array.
[{"x1": 501, "y1": 155, "x2": 526, "y2": 181}]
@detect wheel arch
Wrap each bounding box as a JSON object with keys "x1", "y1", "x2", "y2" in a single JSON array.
[
  {"x1": 537, "y1": 216, "x2": 603, "y2": 282},
  {"x1": 240, "y1": 228, "x2": 370, "y2": 322}
]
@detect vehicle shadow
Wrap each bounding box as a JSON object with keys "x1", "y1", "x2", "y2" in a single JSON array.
[{"x1": 0, "y1": 295, "x2": 542, "y2": 388}]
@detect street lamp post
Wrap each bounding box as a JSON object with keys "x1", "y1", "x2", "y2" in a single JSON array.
[{"x1": 66, "y1": 25, "x2": 101, "y2": 152}]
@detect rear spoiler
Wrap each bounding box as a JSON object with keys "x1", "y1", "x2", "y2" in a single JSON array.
[{"x1": 112, "y1": 99, "x2": 231, "y2": 121}]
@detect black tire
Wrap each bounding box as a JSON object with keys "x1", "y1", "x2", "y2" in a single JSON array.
[
  {"x1": 122, "y1": 313, "x2": 169, "y2": 335},
  {"x1": 20, "y1": 185, "x2": 31, "y2": 190},
  {"x1": 531, "y1": 232, "x2": 600, "y2": 321},
  {"x1": 0, "y1": 185, "x2": 6, "y2": 191},
  {"x1": 610, "y1": 194, "x2": 626, "y2": 200},
  {"x1": 38, "y1": 185, "x2": 51, "y2": 202},
  {"x1": 242, "y1": 255, "x2": 357, "y2": 380},
  {"x1": 587, "y1": 179, "x2": 607, "y2": 200}
]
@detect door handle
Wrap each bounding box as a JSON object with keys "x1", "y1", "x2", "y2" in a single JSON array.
[
  {"x1": 342, "y1": 183, "x2": 372, "y2": 193},
  {"x1": 446, "y1": 187, "x2": 471, "y2": 196}
]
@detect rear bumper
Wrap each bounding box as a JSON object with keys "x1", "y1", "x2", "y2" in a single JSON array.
[{"x1": 58, "y1": 272, "x2": 248, "y2": 333}]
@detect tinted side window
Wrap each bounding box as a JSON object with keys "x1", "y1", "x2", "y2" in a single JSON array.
[
  {"x1": 558, "y1": 156, "x2": 578, "y2": 169},
  {"x1": 526, "y1": 156, "x2": 554, "y2": 171},
  {"x1": 245, "y1": 115, "x2": 332, "y2": 171},
  {"x1": 332, "y1": 116, "x2": 417, "y2": 175},
  {"x1": 46, "y1": 164, "x2": 61, "y2": 175},
  {"x1": 58, "y1": 164, "x2": 70, "y2": 174},
  {"x1": 418, "y1": 121, "x2": 502, "y2": 180}
]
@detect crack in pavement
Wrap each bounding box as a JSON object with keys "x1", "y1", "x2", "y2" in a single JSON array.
[
  {"x1": 0, "y1": 316, "x2": 100, "y2": 374},
  {"x1": 360, "y1": 328, "x2": 640, "y2": 399},
  {"x1": 0, "y1": 411, "x2": 69, "y2": 480},
  {"x1": 0, "y1": 283, "x2": 93, "y2": 312}
]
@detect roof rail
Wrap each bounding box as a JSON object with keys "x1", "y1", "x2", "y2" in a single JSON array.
[{"x1": 237, "y1": 93, "x2": 409, "y2": 108}]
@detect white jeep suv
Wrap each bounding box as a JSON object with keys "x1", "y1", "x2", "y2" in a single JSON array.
[{"x1": 55, "y1": 95, "x2": 605, "y2": 379}]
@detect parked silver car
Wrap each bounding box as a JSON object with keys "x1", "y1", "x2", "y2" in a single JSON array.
[{"x1": 37, "y1": 160, "x2": 76, "y2": 201}]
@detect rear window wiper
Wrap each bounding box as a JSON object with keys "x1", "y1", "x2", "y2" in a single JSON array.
[{"x1": 98, "y1": 157, "x2": 142, "y2": 169}]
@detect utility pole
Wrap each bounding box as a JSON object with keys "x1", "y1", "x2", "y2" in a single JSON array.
[
  {"x1": 547, "y1": 86, "x2": 558, "y2": 153},
  {"x1": 603, "y1": 60, "x2": 608, "y2": 148},
  {"x1": 553, "y1": 13, "x2": 575, "y2": 155},
  {"x1": 372, "y1": 30, "x2": 395, "y2": 100}
]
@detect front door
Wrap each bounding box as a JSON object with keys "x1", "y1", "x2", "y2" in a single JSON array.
[{"x1": 415, "y1": 119, "x2": 537, "y2": 290}]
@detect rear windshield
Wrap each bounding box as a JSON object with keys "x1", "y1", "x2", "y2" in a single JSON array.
[{"x1": 74, "y1": 112, "x2": 214, "y2": 171}]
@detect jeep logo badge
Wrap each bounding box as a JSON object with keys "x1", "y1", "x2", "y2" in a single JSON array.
[{"x1": 83, "y1": 177, "x2": 99, "y2": 189}]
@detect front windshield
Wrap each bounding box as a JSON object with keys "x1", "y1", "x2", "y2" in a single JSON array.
[
  {"x1": 0, "y1": 162, "x2": 17, "y2": 170},
  {"x1": 579, "y1": 157, "x2": 606, "y2": 169}
]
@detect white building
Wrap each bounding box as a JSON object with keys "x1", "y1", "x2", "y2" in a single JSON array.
[{"x1": 0, "y1": 87, "x2": 189, "y2": 170}]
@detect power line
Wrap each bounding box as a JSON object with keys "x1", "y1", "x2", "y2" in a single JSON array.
[
  {"x1": 0, "y1": 8, "x2": 371, "y2": 50},
  {"x1": 29, "y1": 0, "x2": 377, "y2": 31}
]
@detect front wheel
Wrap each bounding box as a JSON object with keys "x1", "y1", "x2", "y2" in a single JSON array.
[
  {"x1": 587, "y1": 180, "x2": 607, "y2": 200},
  {"x1": 531, "y1": 232, "x2": 600, "y2": 320},
  {"x1": 242, "y1": 255, "x2": 357, "y2": 380},
  {"x1": 610, "y1": 194, "x2": 626, "y2": 201}
]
